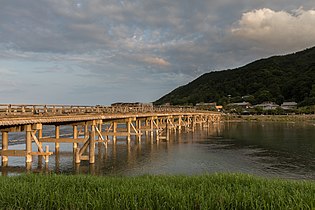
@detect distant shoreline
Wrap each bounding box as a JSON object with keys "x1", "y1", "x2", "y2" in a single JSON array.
[{"x1": 223, "y1": 114, "x2": 315, "y2": 122}]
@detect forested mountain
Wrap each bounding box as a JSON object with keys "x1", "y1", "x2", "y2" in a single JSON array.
[{"x1": 155, "y1": 47, "x2": 315, "y2": 106}]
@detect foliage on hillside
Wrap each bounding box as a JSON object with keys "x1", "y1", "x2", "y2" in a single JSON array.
[{"x1": 155, "y1": 47, "x2": 315, "y2": 106}]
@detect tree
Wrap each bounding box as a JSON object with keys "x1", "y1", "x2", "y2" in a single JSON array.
[
  {"x1": 255, "y1": 90, "x2": 273, "y2": 104},
  {"x1": 275, "y1": 95, "x2": 284, "y2": 105},
  {"x1": 310, "y1": 84, "x2": 315, "y2": 97}
]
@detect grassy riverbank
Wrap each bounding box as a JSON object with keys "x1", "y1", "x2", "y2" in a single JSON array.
[{"x1": 0, "y1": 173, "x2": 314, "y2": 209}]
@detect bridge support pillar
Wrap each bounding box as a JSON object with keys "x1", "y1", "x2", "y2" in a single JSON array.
[
  {"x1": 98, "y1": 121, "x2": 103, "y2": 147},
  {"x1": 26, "y1": 125, "x2": 32, "y2": 163},
  {"x1": 145, "y1": 119, "x2": 149, "y2": 136},
  {"x1": 1, "y1": 131, "x2": 8, "y2": 166},
  {"x1": 89, "y1": 123, "x2": 96, "y2": 164},
  {"x1": 172, "y1": 117, "x2": 176, "y2": 132},
  {"x1": 178, "y1": 116, "x2": 182, "y2": 133},
  {"x1": 166, "y1": 118, "x2": 170, "y2": 141},
  {"x1": 150, "y1": 117, "x2": 154, "y2": 137},
  {"x1": 155, "y1": 119, "x2": 160, "y2": 141},
  {"x1": 38, "y1": 128, "x2": 43, "y2": 166},
  {"x1": 55, "y1": 125, "x2": 60, "y2": 153},
  {"x1": 137, "y1": 119, "x2": 141, "y2": 143},
  {"x1": 84, "y1": 123, "x2": 89, "y2": 139},
  {"x1": 113, "y1": 122, "x2": 117, "y2": 144},
  {"x1": 207, "y1": 116, "x2": 210, "y2": 128},
  {"x1": 73, "y1": 125, "x2": 78, "y2": 153},
  {"x1": 191, "y1": 116, "x2": 196, "y2": 132},
  {"x1": 126, "y1": 119, "x2": 131, "y2": 144},
  {"x1": 75, "y1": 148, "x2": 80, "y2": 164}
]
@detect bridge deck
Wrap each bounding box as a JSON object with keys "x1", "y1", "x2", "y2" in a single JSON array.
[{"x1": 0, "y1": 112, "x2": 217, "y2": 127}]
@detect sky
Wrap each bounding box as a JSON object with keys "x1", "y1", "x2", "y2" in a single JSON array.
[{"x1": 1, "y1": 0, "x2": 315, "y2": 105}]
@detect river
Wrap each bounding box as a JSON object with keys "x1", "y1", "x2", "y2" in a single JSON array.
[{"x1": 1, "y1": 122, "x2": 314, "y2": 180}]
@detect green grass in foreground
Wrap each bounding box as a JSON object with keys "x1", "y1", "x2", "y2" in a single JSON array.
[{"x1": 0, "y1": 173, "x2": 314, "y2": 209}]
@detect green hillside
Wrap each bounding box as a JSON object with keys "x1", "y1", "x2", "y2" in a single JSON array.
[{"x1": 155, "y1": 47, "x2": 315, "y2": 106}]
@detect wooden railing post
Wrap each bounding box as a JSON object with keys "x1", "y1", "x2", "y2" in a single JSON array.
[{"x1": 8, "y1": 104, "x2": 12, "y2": 114}]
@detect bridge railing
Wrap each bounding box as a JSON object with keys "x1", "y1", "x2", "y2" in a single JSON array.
[{"x1": 0, "y1": 104, "x2": 199, "y2": 116}]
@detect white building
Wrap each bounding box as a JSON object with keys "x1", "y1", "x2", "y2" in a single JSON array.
[
  {"x1": 281, "y1": 102, "x2": 297, "y2": 110},
  {"x1": 255, "y1": 102, "x2": 279, "y2": 110}
]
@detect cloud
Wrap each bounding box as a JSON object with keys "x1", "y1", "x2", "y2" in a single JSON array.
[
  {"x1": 231, "y1": 8, "x2": 315, "y2": 51},
  {"x1": 143, "y1": 57, "x2": 170, "y2": 66},
  {"x1": 0, "y1": 67, "x2": 17, "y2": 76},
  {"x1": 0, "y1": 68, "x2": 19, "y2": 94}
]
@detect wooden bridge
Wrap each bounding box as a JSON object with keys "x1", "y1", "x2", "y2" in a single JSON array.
[{"x1": 0, "y1": 104, "x2": 221, "y2": 168}]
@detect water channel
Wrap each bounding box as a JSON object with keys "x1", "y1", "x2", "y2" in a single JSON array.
[{"x1": 1, "y1": 122, "x2": 314, "y2": 180}]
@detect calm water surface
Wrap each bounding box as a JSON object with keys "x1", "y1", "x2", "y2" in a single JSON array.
[{"x1": 1, "y1": 122, "x2": 314, "y2": 180}]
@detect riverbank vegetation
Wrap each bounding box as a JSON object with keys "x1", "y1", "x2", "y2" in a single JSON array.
[
  {"x1": 0, "y1": 173, "x2": 314, "y2": 209},
  {"x1": 225, "y1": 105, "x2": 315, "y2": 115},
  {"x1": 224, "y1": 113, "x2": 315, "y2": 122}
]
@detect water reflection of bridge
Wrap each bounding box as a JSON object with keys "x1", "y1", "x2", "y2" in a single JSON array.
[{"x1": 0, "y1": 104, "x2": 221, "y2": 172}]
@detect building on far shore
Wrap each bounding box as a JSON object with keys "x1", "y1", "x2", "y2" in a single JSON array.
[
  {"x1": 254, "y1": 102, "x2": 279, "y2": 110},
  {"x1": 215, "y1": 105, "x2": 223, "y2": 111},
  {"x1": 227, "y1": 102, "x2": 251, "y2": 109},
  {"x1": 111, "y1": 102, "x2": 153, "y2": 108},
  {"x1": 281, "y1": 102, "x2": 297, "y2": 110},
  {"x1": 195, "y1": 102, "x2": 224, "y2": 111},
  {"x1": 195, "y1": 102, "x2": 218, "y2": 111}
]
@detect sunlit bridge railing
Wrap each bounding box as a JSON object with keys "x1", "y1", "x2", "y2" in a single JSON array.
[{"x1": 0, "y1": 104, "x2": 200, "y2": 117}]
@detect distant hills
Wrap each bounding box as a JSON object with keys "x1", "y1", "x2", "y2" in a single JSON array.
[{"x1": 155, "y1": 47, "x2": 315, "y2": 106}]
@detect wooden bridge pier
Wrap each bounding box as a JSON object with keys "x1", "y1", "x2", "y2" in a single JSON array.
[
  {"x1": 0, "y1": 124, "x2": 53, "y2": 168},
  {"x1": 1, "y1": 131, "x2": 8, "y2": 167}
]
